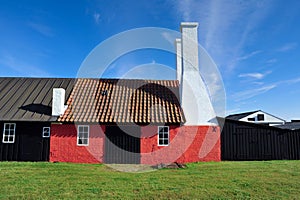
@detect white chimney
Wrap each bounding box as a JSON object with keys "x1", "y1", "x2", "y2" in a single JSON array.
[
  {"x1": 179, "y1": 22, "x2": 216, "y2": 125},
  {"x1": 175, "y1": 38, "x2": 182, "y2": 84},
  {"x1": 52, "y1": 88, "x2": 67, "y2": 116}
]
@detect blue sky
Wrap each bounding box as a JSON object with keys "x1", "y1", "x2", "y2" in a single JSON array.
[{"x1": 0, "y1": 0, "x2": 300, "y2": 120}]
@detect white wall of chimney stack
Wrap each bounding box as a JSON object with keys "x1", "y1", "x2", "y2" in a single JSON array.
[
  {"x1": 52, "y1": 88, "x2": 67, "y2": 116},
  {"x1": 178, "y1": 22, "x2": 216, "y2": 125}
]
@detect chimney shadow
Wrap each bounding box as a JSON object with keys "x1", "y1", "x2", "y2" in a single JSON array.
[{"x1": 20, "y1": 103, "x2": 52, "y2": 116}]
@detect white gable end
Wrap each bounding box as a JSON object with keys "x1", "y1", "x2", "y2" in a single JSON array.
[{"x1": 239, "y1": 111, "x2": 285, "y2": 125}]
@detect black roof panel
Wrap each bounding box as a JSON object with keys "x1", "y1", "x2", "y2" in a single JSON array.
[
  {"x1": 226, "y1": 110, "x2": 259, "y2": 120},
  {"x1": 0, "y1": 77, "x2": 74, "y2": 122}
]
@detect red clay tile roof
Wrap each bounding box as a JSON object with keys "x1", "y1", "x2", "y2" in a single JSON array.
[{"x1": 58, "y1": 79, "x2": 185, "y2": 124}]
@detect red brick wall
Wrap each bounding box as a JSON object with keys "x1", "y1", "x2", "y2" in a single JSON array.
[
  {"x1": 50, "y1": 124, "x2": 105, "y2": 163},
  {"x1": 140, "y1": 126, "x2": 220, "y2": 165}
]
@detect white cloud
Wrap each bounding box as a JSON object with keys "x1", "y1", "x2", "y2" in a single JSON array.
[
  {"x1": 28, "y1": 22, "x2": 54, "y2": 37},
  {"x1": 239, "y1": 73, "x2": 264, "y2": 79},
  {"x1": 171, "y1": 0, "x2": 274, "y2": 72},
  {"x1": 161, "y1": 31, "x2": 177, "y2": 45},
  {"x1": 253, "y1": 81, "x2": 264, "y2": 85},
  {"x1": 280, "y1": 77, "x2": 300, "y2": 85},
  {"x1": 232, "y1": 84, "x2": 276, "y2": 101},
  {"x1": 177, "y1": 0, "x2": 192, "y2": 21},
  {"x1": 93, "y1": 12, "x2": 101, "y2": 24},
  {"x1": 265, "y1": 58, "x2": 277, "y2": 64},
  {"x1": 232, "y1": 76, "x2": 300, "y2": 101},
  {"x1": 276, "y1": 42, "x2": 297, "y2": 52},
  {"x1": 237, "y1": 50, "x2": 262, "y2": 61},
  {"x1": 239, "y1": 70, "x2": 272, "y2": 80},
  {"x1": 226, "y1": 108, "x2": 241, "y2": 116}
]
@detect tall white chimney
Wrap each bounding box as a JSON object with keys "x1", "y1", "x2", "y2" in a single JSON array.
[
  {"x1": 179, "y1": 22, "x2": 215, "y2": 125},
  {"x1": 52, "y1": 88, "x2": 67, "y2": 116},
  {"x1": 175, "y1": 38, "x2": 182, "y2": 84}
]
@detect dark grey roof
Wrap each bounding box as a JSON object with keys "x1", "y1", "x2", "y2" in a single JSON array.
[
  {"x1": 0, "y1": 77, "x2": 74, "y2": 122},
  {"x1": 226, "y1": 110, "x2": 259, "y2": 120},
  {"x1": 226, "y1": 110, "x2": 286, "y2": 122},
  {"x1": 275, "y1": 122, "x2": 300, "y2": 130},
  {"x1": 217, "y1": 117, "x2": 286, "y2": 131}
]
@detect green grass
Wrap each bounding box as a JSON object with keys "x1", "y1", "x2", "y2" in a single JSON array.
[{"x1": 1, "y1": 161, "x2": 300, "y2": 199}]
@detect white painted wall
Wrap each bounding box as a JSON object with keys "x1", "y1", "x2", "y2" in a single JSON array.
[
  {"x1": 239, "y1": 111, "x2": 285, "y2": 125},
  {"x1": 179, "y1": 22, "x2": 216, "y2": 125}
]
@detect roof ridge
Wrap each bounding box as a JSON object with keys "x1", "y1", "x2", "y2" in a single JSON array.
[{"x1": 226, "y1": 110, "x2": 259, "y2": 118}]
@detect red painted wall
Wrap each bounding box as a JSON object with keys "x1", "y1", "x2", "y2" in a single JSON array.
[
  {"x1": 50, "y1": 124, "x2": 220, "y2": 164},
  {"x1": 140, "y1": 126, "x2": 220, "y2": 165},
  {"x1": 50, "y1": 124, "x2": 105, "y2": 163}
]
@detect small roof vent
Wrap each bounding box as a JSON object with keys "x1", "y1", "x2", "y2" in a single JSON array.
[{"x1": 101, "y1": 90, "x2": 108, "y2": 96}]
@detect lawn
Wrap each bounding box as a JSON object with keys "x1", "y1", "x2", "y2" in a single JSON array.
[{"x1": 0, "y1": 161, "x2": 299, "y2": 199}]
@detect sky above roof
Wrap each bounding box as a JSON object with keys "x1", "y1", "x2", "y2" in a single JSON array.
[{"x1": 0, "y1": 0, "x2": 300, "y2": 120}]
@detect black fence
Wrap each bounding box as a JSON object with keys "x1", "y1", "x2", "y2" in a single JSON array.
[{"x1": 220, "y1": 118, "x2": 300, "y2": 161}]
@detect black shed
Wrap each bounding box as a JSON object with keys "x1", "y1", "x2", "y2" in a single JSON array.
[
  {"x1": 220, "y1": 118, "x2": 300, "y2": 161},
  {"x1": 0, "y1": 78, "x2": 74, "y2": 161}
]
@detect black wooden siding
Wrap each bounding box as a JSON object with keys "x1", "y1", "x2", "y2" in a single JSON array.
[
  {"x1": 221, "y1": 119, "x2": 300, "y2": 160},
  {"x1": 104, "y1": 126, "x2": 140, "y2": 164},
  {"x1": 0, "y1": 122, "x2": 50, "y2": 161}
]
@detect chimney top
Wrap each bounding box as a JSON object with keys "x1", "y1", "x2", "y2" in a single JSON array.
[
  {"x1": 180, "y1": 22, "x2": 198, "y2": 31},
  {"x1": 175, "y1": 38, "x2": 181, "y2": 43}
]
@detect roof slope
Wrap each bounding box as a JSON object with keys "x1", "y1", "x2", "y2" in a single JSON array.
[
  {"x1": 275, "y1": 122, "x2": 300, "y2": 130},
  {"x1": 226, "y1": 110, "x2": 259, "y2": 120},
  {"x1": 0, "y1": 78, "x2": 74, "y2": 121},
  {"x1": 58, "y1": 79, "x2": 185, "y2": 124},
  {"x1": 226, "y1": 110, "x2": 286, "y2": 122}
]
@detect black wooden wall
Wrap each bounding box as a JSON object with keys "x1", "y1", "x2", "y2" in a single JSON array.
[
  {"x1": 0, "y1": 121, "x2": 50, "y2": 161},
  {"x1": 105, "y1": 126, "x2": 140, "y2": 164},
  {"x1": 221, "y1": 119, "x2": 300, "y2": 161}
]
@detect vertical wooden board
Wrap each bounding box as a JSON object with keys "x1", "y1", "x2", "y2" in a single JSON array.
[
  {"x1": 105, "y1": 125, "x2": 141, "y2": 164},
  {"x1": 41, "y1": 138, "x2": 50, "y2": 161}
]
